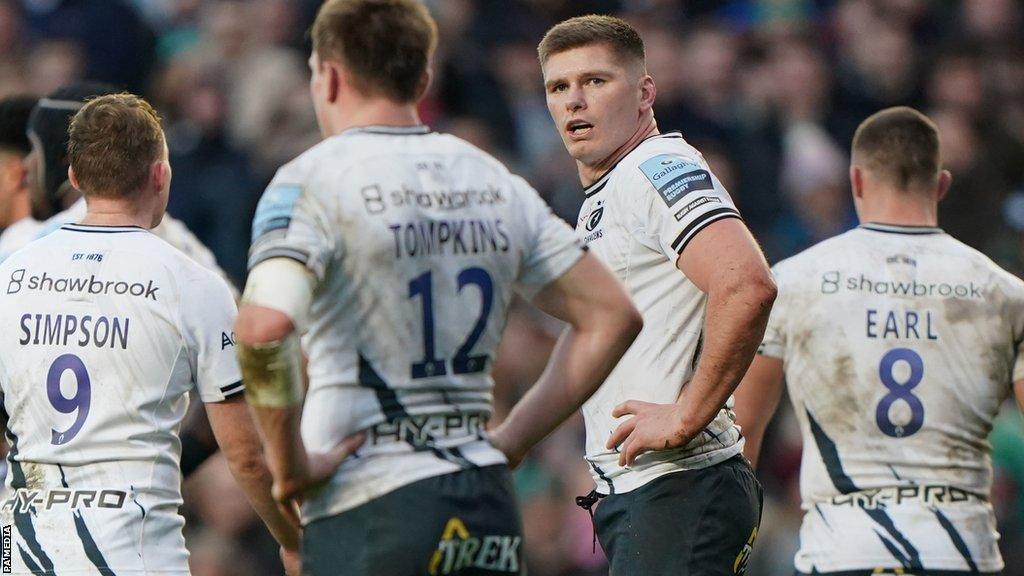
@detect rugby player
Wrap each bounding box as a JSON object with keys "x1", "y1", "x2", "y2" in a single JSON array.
[
  {"x1": 22, "y1": 82, "x2": 232, "y2": 477},
  {"x1": 0, "y1": 93, "x2": 299, "y2": 574},
  {"x1": 518, "y1": 15, "x2": 776, "y2": 575},
  {"x1": 234, "y1": 1, "x2": 642, "y2": 575},
  {"x1": 23, "y1": 82, "x2": 230, "y2": 288},
  {"x1": 734, "y1": 106, "x2": 1022, "y2": 575},
  {"x1": 0, "y1": 96, "x2": 40, "y2": 261}
]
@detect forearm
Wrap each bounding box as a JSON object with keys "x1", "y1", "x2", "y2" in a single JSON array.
[
  {"x1": 221, "y1": 442, "x2": 301, "y2": 550},
  {"x1": 677, "y1": 283, "x2": 774, "y2": 441},
  {"x1": 249, "y1": 404, "x2": 311, "y2": 493},
  {"x1": 499, "y1": 320, "x2": 635, "y2": 459}
]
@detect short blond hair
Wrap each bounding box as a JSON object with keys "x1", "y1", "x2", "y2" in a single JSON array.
[
  {"x1": 538, "y1": 15, "x2": 645, "y2": 68},
  {"x1": 312, "y1": 0, "x2": 437, "y2": 103},
  {"x1": 67, "y1": 93, "x2": 164, "y2": 198}
]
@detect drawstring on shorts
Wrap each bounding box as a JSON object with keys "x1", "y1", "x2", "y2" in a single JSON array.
[{"x1": 574, "y1": 489, "x2": 606, "y2": 554}]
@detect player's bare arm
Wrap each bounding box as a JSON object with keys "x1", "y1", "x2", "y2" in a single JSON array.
[
  {"x1": 732, "y1": 355, "x2": 784, "y2": 468},
  {"x1": 235, "y1": 258, "x2": 364, "y2": 514},
  {"x1": 608, "y1": 218, "x2": 776, "y2": 466},
  {"x1": 205, "y1": 395, "x2": 303, "y2": 555},
  {"x1": 489, "y1": 253, "x2": 642, "y2": 468}
]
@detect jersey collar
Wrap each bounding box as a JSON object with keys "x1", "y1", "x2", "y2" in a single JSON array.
[
  {"x1": 341, "y1": 125, "x2": 432, "y2": 136},
  {"x1": 859, "y1": 222, "x2": 944, "y2": 235},
  {"x1": 61, "y1": 223, "x2": 148, "y2": 234},
  {"x1": 581, "y1": 131, "x2": 684, "y2": 198}
]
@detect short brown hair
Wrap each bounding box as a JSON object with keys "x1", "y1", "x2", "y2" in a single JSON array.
[
  {"x1": 538, "y1": 15, "x2": 645, "y2": 68},
  {"x1": 312, "y1": 0, "x2": 437, "y2": 103},
  {"x1": 68, "y1": 93, "x2": 164, "y2": 198},
  {"x1": 852, "y1": 106, "x2": 941, "y2": 191}
]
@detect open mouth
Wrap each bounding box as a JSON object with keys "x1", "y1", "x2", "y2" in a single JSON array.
[{"x1": 566, "y1": 119, "x2": 594, "y2": 138}]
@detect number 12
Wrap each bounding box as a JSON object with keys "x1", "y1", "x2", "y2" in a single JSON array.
[{"x1": 408, "y1": 267, "x2": 493, "y2": 379}]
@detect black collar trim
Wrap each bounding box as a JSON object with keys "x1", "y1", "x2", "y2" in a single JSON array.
[
  {"x1": 61, "y1": 224, "x2": 147, "y2": 234},
  {"x1": 860, "y1": 222, "x2": 944, "y2": 235}
]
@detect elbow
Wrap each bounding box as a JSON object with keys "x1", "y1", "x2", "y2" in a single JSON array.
[
  {"x1": 224, "y1": 448, "x2": 271, "y2": 483},
  {"x1": 610, "y1": 297, "x2": 643, "y2": 346},
  {"x1": 235, "y1": 306, "x2": 295, "y2": 345},
  {"x1": 623, "y1": 304, "x2": 644, "y2": 342},
  {"x1": 724, "y1": 267, "x2": 777, "y2": 314},
  {"x1": 750, "y1": 270, "x2": 778, "y2": 311}
]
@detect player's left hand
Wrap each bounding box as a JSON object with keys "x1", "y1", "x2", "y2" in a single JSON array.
[{"x1": 606, "y1": 400, "x2": 694, "y2": 467}]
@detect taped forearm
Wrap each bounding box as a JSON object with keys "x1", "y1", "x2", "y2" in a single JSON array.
[
  {"x1": 237, "y1": 258, "x2": 315, "y2": 408},
  {"x1": 237, "y1": 334, "x2": 305, "y2": 408}
]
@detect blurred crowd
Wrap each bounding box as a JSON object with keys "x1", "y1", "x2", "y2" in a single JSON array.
[{"x1": 1, "y1": 0, "x2": 1023, "y2": 574}]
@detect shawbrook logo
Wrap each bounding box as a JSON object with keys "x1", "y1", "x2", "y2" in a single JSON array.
[
  {"x1": 428, "y1": 517, "x2": 520, "y2": 575},
  {"x1": 7, "y1": 269, "x2": 158, "y2": 301},
  {"x1": 820, "y1": 271, "x2": 983, "y2": 300}
]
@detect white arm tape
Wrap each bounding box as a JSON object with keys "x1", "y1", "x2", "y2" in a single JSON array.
[{"x1": 242, "y1": 257, "x2": 316, "y2": 332}]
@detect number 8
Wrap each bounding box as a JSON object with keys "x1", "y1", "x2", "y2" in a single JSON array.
[
  {"x1": 47, "y1": 354, "x2": 92, "y2": 445},
  {"x1": 875, "y1": 348, "x2": 924, "y2": 438}
]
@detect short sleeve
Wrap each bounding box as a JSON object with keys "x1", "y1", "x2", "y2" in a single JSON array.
[
  {"x1": 758, "y1": 265, "x2": 787, "y2": 359},
  {"x1": 248, "y1": 167, "x2": 335, "y2": 281},
  {"x1": 512, "y1": 176, "x2": 586, "y2": 296},
  {"x1": 634, "y1": 153, "x2": 741, "y2": 261},
  {"x1": 181, "y1": 271, "x2": 244, "y2": 403}
]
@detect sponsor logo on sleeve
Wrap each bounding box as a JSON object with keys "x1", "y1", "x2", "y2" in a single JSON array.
[
  {"x1": 639, "y1": 154, "x2": 715, "y2": 208},
  {"x1": 252, "y1": 184, "x2": 303, "y2": 241},
  {"x1": 673, "y1": 195, "x2": 722, "y2": 221}
]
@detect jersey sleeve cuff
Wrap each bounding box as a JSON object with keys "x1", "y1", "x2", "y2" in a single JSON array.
[{"x1": 670, "y1": 208, "x2": 742, "y2": 255}]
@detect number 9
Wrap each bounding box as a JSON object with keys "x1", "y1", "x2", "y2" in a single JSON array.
[{"x1": 47, "y1": 354, "x2": 92, "y2": 445}]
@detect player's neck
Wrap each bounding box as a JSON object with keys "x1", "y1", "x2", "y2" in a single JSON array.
[
  {"x1": 325, "y1": 100, "x2": 422, "y2": 137},
  {"x1": 79, "y1": 197, "x2": 157, "y2": 229},
  {"x1": 577, "y1": 115, "x2": 658, "y2": 187},
  {"x1": 858, "y1": 195, "x2": 939, "y2": 228}
]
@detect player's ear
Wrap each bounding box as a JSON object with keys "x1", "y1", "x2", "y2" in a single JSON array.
[
  {"x1": 151, "y1": 160, "x2": 170, "y2": 194},
  {"x1": 850, "y1": 165, "x2": 864, "y2": 199},
  {"x1": 639, "y1": 74, "x2": 656, "y2": 112},
  {"x1": 414, "y1": 69, "x2": 432, "y2": 102},
  {"x1": 68, "y1": 166, "x2": 82, "y2": 194},
  {"x1": 327, "y1": 62, "x2": 342, "y2": 104},
  {"x1": 936, "y1": 169, "x2": 952, "y2": 203}
]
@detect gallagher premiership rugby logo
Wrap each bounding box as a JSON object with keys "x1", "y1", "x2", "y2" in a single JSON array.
[
  {"x1": 428, "y1": 517, "x2": 521, "y2": 575},
  {"x1": 585, "y1": 203, "x2": 604, "y2": 232}
]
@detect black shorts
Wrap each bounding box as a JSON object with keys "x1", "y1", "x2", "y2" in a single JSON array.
[
  {"x1": 593, "y1": 454, "x2": 764, "y2": 576},
  {"x1": 303, "y1": 465, "x2": 523, "y2": 576}
]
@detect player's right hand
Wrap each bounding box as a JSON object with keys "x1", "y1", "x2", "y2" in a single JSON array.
[{"x1": 271, "y1": 432, "x2": 366, "y2": 526}]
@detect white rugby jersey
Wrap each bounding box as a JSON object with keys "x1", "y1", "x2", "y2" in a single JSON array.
[
  {"x1": 248, "y1": 125, "x2": 584, "y2": 521},
  {"x1": 761, "y1": 223, "x2": 1024, "y2": 573},
  {"x1": 0, "y1": 217, "x2": 42, "y2": 262},
  {"x1": 574, "y1": 131, "x2": 744, "y2": 494},
  {"x1": 0, "y1": 223, "x2": 242, "y2": 574},
  {"x1": 34, "y1": 198, "x2": 233, "y2": 294}
]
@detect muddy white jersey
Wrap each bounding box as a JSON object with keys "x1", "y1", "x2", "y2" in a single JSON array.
[
  {"x1": 0, "y1": 224, "x2": 242, "y2": 574},
  {"x1": 761, "y1": 223, "x2": 1024, "y2": 573},
  {"x1": 248, "y1": 125, "x2": 584, "y2": 521},
  {"x1": 574, "y1": 132, "x2": 744, "y2": 494}
]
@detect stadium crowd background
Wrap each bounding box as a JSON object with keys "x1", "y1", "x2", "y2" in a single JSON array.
[{"x1": 1, "y1": 0, "x2": 1023, "y2": 574}]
